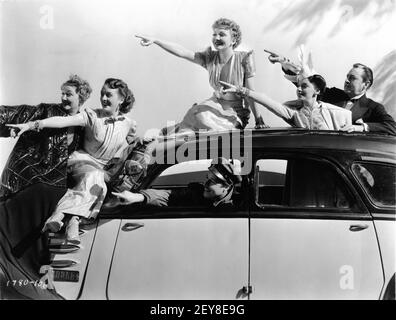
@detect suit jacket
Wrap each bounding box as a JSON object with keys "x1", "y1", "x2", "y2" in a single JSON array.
[
  {"x1": 321, "y1": 87, "x2": 396, "y2": 135},
  {"x1": 281, "y1": 67, "x2": 396, "y2": 135},
  {"x1": 320, "y1": 101, "x2": 352, "y2": 130},
  {"x1": 0, "y1": 103, "x2": 84, "y2": 199}
]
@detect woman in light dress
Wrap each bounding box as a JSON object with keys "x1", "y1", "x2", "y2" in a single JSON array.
[
  {"x1": 135, "y1": 18, "x2": 267, "y2": 135},
  {"x1": 8, "y1": 78, "x2": 136, "y2": 243},
  {"x1": 220, "y1": 74, "x2": 352, "y2": 130}
]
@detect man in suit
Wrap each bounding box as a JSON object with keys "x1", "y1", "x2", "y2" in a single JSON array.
[{"x1": 267, "y1": 54, "x2": 396, "y2": 135}]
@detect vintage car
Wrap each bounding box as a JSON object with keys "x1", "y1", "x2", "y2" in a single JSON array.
[{"x1": 43, "y1": 128, "x2": 396, "y2": 300}]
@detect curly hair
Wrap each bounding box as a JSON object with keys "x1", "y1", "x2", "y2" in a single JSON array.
[
  {"x1": 212, "y1": 18, "x2": 242, "y2": 49},
  {"x1": 104, "y1": 78, "x2": 135, "y2": 114},
  {"x1": 61, "y1": 74, "x2": 92, "y2": 105}
]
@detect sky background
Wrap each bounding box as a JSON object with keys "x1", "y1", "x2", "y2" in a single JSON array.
[{"x1": 1, "y1": 0, "x2": 396, "y2": 173}]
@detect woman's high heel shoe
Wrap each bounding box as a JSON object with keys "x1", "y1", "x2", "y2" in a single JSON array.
[{"x1": 42, "y1": 212, "x2": 65, "y2": 233}]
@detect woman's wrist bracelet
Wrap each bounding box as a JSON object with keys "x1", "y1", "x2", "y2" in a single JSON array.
[
  {"x1": 28, "y1": 120, "x2": 42, "y2": 132},
  {"x1": 237, "y1": 86, "x2": 250, "y2": 98}
]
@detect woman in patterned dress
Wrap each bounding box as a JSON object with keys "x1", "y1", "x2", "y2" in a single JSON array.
[
  {"x1": 135, "y1": 18, "x2": 267, "y2": 135},
  {"x1": 7, "y1": 78, "x2": 137, "y2": 243}
]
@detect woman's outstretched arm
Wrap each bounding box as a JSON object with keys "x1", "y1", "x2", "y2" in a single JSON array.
[
  {"x1": 135, "y1": 35, "x2": 197, "y2": 63},
  {"x1": 220, "y1": 81, "x2": 295, "y2": 123},
  {"x1": 244, "y1": 77, "x2": 268, "y2": 128},
  {"x1": 6, "y1": 113, "x2": 85, "y2": 136}
]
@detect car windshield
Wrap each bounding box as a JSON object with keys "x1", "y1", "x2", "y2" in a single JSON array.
[{"x1": 352, "y1": 162, "x2": 396, "y2": 208}]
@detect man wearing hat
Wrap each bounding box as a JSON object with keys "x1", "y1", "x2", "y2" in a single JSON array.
[{"x1": 110, "y1": 157, "x2": 242, "y2": 208}]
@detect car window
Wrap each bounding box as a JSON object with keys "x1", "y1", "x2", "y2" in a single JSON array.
[
  {"x1": 139, "y1": 159, "x2": 245, "y2": 212},
  {"x1": 255, "y1": 158, "x2": 353, "y2": 209},
  {"x1": 352, "y1": 162, "x2": 396, "y2": 208},
  {"x1": 149, "y1": 160, "x2": 212, "y2": 188},
  {"x1": 149, "y1": 159, "x2": 242, "y2": 188}
]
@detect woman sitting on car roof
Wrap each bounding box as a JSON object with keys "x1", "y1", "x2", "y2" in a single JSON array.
[{"x1": 219, "y1": 73, "x2": 352, "y2": 131}]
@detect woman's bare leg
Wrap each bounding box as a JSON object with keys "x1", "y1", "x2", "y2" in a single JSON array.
[{"x1": 65, "y1": 215, "x2": 80, "y2": 244}]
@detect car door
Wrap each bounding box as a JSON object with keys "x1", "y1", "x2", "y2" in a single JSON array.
[
  {"x1": 249, "y1": 153, "x2": 384, "y2": 299},
  {"x1": 350, "y1": 160, "x2": 396, "y2": 299},
  {"x1": 105, "y1": 159, "x2": 250, "y2": 299}
]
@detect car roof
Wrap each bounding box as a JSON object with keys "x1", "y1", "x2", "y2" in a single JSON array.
[{"x1": 153, "y1": 128, "x2": 396, "y2": 161}]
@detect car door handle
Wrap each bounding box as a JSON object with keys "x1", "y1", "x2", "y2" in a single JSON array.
[
  {"x1": 349, "y1": 224, "x2": 369, "y2": 232},
  {"x1": 122, "y1": 222, "x2": 144, "y2": 232}
]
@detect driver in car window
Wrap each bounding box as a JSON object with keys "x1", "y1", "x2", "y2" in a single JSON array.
[{"x1": 108, "y1": 157, "x2": 242, "y2": 209}]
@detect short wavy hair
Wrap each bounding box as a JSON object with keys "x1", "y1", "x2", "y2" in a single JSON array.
[
  {"x1": 212, "y1": 18, "x2": 242, "y2": 49},
  {"x1": 104, "y1": 78, "x2": 135, "y2": 114},
  {"x1": 61, "y1": 74, "x2": 92, "y2": 105},
  {"x1": 353, "y1": 63, "x2": 374, "y2": 89}
]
